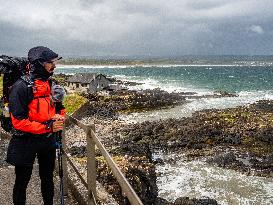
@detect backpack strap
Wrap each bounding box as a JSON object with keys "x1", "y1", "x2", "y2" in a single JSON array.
[{"x1": 21, "y1": 75, "x2": 34, "y2": 87}]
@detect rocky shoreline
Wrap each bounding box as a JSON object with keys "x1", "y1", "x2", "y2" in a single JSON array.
[
  {"x1": 118, "y1": 101, "x2": 273, "y2": 176},
  {"x1": 63, "y1": 80, "x2": 272, "y2": 204}
]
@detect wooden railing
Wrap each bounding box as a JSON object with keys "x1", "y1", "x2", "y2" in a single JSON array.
[
  {"x1": 65, "y1": 115, "x2": 143, "y2": 205},
  {"x1": 1, "y1": 115, "x2": 144, "y2": 205}
]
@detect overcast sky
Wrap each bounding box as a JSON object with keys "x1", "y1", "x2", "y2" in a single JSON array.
[{"x1": 0, "y1": 0, "x2": 273, "y2": 57}]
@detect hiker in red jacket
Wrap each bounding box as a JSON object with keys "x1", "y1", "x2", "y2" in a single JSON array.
[{"x1": 6, "y1": 46, "x2": 65, "y2": 205}]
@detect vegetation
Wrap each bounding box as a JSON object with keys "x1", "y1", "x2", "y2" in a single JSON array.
[{"x1": 63, "y1": 93, "x2": 88, "y2": 114}]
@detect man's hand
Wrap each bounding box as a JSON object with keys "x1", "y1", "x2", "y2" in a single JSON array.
[
  {"x1": 52, "y1": 114, "x2": 65, "y2": 122},
  {"x1": 52, "y1": 119, "x2": 64, "y2": 132}
]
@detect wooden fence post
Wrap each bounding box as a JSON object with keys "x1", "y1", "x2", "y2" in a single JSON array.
[
  {"x1": 62, "y1": 120, "x2": 69, "y2": 196},
  {"x1": 87, "y1": 124, "x2": 97, "y2": 205}
]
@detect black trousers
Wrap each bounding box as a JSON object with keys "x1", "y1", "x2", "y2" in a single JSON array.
[{"x1": 7, "y1": 135, "x2": 56, "y2": 205}]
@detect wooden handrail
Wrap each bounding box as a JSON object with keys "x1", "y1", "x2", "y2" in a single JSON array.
[
  {"x1": 66, "y1": 114, "x2": 89, "y2": 132},
  {"x1": 66, "y1": 115, "x2": 143, "y2": 205}
]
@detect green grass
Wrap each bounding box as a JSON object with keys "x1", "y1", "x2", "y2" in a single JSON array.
[{"x1": 63, "y1": 93, "x2": 88, "y2": 114}]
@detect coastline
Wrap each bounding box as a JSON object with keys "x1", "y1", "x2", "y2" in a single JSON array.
[
  {"x1": 64, "y1": 83, "x2": 273, "y2": 204},
  {"x1": 56, "y1": 63, "x2": 270, "y2": 69},
  {"x1": 56, "y1": 55, "x2": 273, "y2": 68}
]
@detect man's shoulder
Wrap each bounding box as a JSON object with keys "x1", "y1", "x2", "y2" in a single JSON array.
[
  {"x1": 12, "y1": 77, "x2": 33, "y2": 92},
  {"x1": 13, "y1": 78, "x2": 28, "y2": 87}
]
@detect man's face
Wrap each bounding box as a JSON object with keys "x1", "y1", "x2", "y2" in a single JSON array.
[{"x1": 43, "y1": 58, "x2": 59, "y2": 73}]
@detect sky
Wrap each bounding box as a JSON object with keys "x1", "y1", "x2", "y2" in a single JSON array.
[{"x1": 0, "y1": 0, "x2": 273, "y2": 57}]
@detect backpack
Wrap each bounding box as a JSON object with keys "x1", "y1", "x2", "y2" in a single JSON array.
[{"x1": 0, "y1": 56, "x2": 29, "y2": 132}]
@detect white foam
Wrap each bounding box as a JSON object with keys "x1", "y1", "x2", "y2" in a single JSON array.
[
  {"x1": 111, "y1": 74, "x2": 213, "y2": 95},
  {"x1": 156, "y1": 159, "x2": 273, "y2": 204}
]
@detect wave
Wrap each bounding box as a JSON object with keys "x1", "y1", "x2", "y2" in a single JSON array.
[{"x1": 112, "y1": 74, "x2": 214, "y2": 95}]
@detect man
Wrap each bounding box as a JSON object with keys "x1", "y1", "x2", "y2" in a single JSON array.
[{"x1": 6, "y1": 46, "x2": 65, "y2": 205}]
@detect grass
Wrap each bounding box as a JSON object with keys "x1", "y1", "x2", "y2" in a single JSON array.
[{"x1": 63, "y1": 93, "x2": 88, "y2": 114}]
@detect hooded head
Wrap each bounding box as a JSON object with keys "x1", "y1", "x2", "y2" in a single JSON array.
[
  {"x1": 28, "y1": 46, "x2": 62, "y2": 64},
  {"x1": 28, "y1": 46, "x2": 62, "y2": 80}
]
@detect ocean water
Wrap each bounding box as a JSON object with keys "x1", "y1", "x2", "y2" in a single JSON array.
[
  {"x1": 56, "y1": 64, "x2": 273, "y2": 93},
  {"x1": 56, "y1": 64, "x2": 273, "y2": 121}
]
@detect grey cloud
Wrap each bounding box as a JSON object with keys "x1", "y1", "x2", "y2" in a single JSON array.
[
  {"x1": 1, "y1": 0, "x2": 273, "y2": 56},
  {"x1": 249, "y1": 25, "x2": 264, "y2": 34}
]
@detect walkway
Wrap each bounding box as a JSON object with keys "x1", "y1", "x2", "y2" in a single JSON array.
[{"x1": 0, "y1": 137, "x2": 77, "y2": 205}]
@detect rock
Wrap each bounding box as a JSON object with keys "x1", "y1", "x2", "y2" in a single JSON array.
[
  {"x1": 96, "y1": 155, "x2": 158, "y2": 205},
  {"x1": 69, "y1": 146, "x2": 86, "y2": 158},
  {"x1": 154, "y1": 197, "x2": 220, "y2": 205},
  {"x1": 123, "y1": 81, "x2": 143, "y2": 86},
  {"x1": 174, "y1": 197, "x2": 219, "y2": 205},
  {"x1": 250, "y1": 100, "x2": 273, "y2": 112},
  {"x1": 72, "y1": 101, "x2": 119, "y2": 120},
  {"x1": 153, "y1": 158, "x2": 164, "y2": 165},
  {"x1": 222, "y1": 134, "x2": 241, "y2": 145},
  {"x1": 207, "y1": 152, "x2": 244, "y2": 169},
  {"x1": 215, "y1": 91, "x2": 238, "y2": 97},
  {"x1": 155, "y1": 197, "x2": 173, "y2": 205},
  {"x1": 78, "y1": 88, "x2": 189, "y2": 116},
  {"x1": 257, "y1": 127, "x2": 273, "y2": 144},
  {"x1": 111, "y1": 143, "x2": 153, "y2": 162},
  {"x1": 249, "y1": 154, "x2": 273, "y2": 175}
]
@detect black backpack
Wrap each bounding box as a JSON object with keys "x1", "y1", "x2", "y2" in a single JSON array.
[{"x1": 0, "y1": 56, "x2": 29, "y2": 132}]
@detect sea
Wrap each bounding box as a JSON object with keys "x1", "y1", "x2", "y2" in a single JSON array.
[
  {"x1": 56, "y1": 59, "x2": 273, "y2": 205},
  {"x1": 56, "y1": 61, "x2": 273, "y2": 121}
]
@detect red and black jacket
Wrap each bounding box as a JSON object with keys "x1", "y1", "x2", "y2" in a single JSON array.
[{"x1": 9, "y1": 77, "x2": 65, "y2": 135}]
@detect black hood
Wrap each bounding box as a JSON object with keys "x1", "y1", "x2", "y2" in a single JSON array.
[{"x1": 30, "y1": 62, "x2": 53, "y2": 80}]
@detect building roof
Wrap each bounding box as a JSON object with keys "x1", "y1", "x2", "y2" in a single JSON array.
[{"x1": 67, "y1": 73, "x2": 106, "y2": 83}]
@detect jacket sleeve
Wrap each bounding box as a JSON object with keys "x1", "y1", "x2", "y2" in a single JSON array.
[{"x1": 9, "y1": 80, "x2": 51, "y2": 134}]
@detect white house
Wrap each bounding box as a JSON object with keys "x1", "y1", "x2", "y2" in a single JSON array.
[{"x1": 67, "y1": 73, "x2": 111, "y2": 93}]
